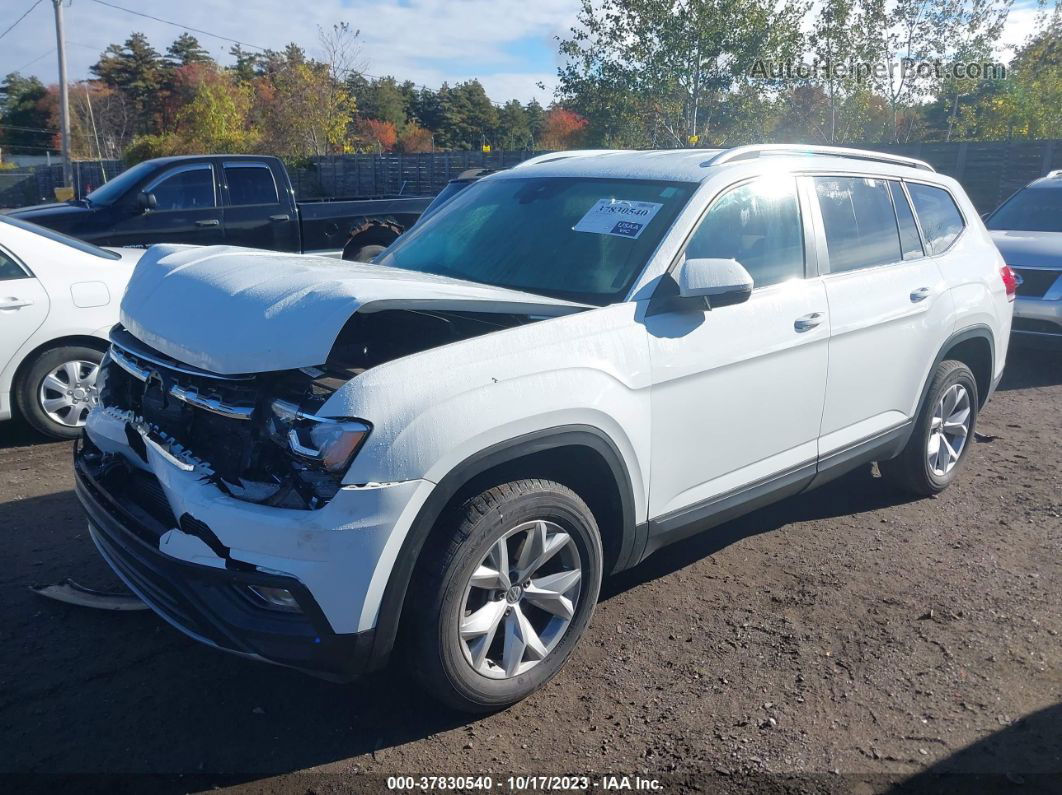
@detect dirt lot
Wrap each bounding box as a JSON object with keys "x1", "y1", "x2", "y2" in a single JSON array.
[{"x1": 1, "y1": 346, "x2": 1059, "y2": 793}]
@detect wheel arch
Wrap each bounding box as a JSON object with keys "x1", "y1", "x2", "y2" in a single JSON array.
[
  {"x1": 365, "y1": 425, "x2": 640, "y2": 671},
  {"x1": 341, "y1": 218, "x2": 404, "y2": 260},
  {"x1": 937, "y1": 324, "x2": 994, "y2": 408},
  {"x1": 11, "y1": 334, "x2": 109, "y2": 396}
]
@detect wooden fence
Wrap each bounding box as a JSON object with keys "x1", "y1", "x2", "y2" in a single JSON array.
[{"x1": 2, "y1": 141, "x2": 1060, "y2": 212}]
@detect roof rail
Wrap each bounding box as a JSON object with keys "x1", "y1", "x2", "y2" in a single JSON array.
[
  {"x1": 708, "y1": 144, "x2": 935, "y2": 172},
  {"x1": 513, "y1": 150, "x2": 630, "y2": 168},
  {"x1": 1045, "y1": 169, "x2": 1062, "y2": 178}
]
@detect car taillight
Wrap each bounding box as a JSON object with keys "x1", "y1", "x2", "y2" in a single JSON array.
[{"x1": 1000, "y1": 265, "x2": 1018, "y2": 301}]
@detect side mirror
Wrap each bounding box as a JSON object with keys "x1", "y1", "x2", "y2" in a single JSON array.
[
  {"x1": 137, "y1": 191, "x2": 157, "y2": 212},
  {"x1": 677, "y1": 257, "x2": 754, "y2": 307}
]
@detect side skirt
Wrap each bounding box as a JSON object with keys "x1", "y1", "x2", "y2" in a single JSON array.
[{"x1": 637, "y1": 421, "x2": 912, "y2": 563}]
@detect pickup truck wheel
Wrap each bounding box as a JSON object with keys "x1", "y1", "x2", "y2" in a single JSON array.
[
  {"x1": 880, "y1": 360, "x2": 978, "y2": 496},
  {"x1": 407, "y1": 479, "x2": 603, "y2": 713},
  {"x1": 16, "y1": 344, "x2": 104, "y2": 440},
  {"x1": 345, "y1": 243, "x2": 386, "y2": 262}
]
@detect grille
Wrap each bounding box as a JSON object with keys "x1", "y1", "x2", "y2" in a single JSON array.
[{"x1": 1014, "y1": 268, "x2": 1061, "y2": 298}]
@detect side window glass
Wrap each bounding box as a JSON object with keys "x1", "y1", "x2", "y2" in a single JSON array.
[
  {"x1": 907, "y1": 183, "x2": 965, "y2": 254},
  {"x1": 224, "y1": 163, "x2": 280, "y2": 206},
  {"x1": 0, "y1": 250, "x2": 28, "y2": 281},
  {"x1": 686, "y1": 176, "x2": 804, "y2": 289},
  {"x1": 889, "y1": 181, "x2": 924, "y2": 260},
  {"x1": 149, "y1": 166, "x2": 215, "y2": 210},
  {"x1": 814, "y1": 176, "x2": 902, "y2": 273}
]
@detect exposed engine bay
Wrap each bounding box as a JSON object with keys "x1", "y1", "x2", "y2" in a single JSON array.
[{"x1": 96, "y1": 309, "x2": 538, "y2": 510}]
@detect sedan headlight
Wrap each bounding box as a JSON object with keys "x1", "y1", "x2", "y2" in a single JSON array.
[{"x1": 271, "y1": 399, "x2": 371, "y2": 474}]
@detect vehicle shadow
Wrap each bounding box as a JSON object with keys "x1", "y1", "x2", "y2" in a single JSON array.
[
  {"x1": 0, "y1": 464, "x2": 918, "y2": 785},
  {"x1": 996, "y1": 345, "x2": 1062, "y2": 391},
  {"x1": 0, "y1": 418, "x2": 59, "y2": 450},
  {"x1": 893, "y1": 702, "x2": 1062, "y2": 793},
  {"x1": 604, "y1": 464, "x2": 915, "y2": 600}
]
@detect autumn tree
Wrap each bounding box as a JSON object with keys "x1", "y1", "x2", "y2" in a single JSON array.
[
  {"x1": 359, "y1": 118, "x2": 398, "y2": 151},
  {"x1": 539, "y1": 107, "x2": 588, "y2": 149}
]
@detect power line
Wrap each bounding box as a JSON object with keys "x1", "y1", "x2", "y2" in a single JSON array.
[
  {"x1": 13, "y1": 48, "x2": 55, "y2": 72},
  {"x1": 88, "y1": 0, "x2": 269, "y2": 51},
  {"x1": 0, "y1": 123, "x2": 59, "y2": 134},
  {"x1": 0, "y1": 0, "x2": 44, "y2": 44}
]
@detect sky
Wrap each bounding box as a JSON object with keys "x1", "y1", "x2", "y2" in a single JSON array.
[{"x1": 0, "y1": 0, "x2": 1053, "y2": 106}]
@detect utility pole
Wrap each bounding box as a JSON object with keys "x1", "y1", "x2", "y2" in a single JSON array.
[{"x1": 52, "y1": 0, "x2": 72, "y2": 188}]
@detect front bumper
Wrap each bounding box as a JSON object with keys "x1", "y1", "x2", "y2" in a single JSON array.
[{"x1": 74, "y1": 443, "x2": 376, "y2": 680}]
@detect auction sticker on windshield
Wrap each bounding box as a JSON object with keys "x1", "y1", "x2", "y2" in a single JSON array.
[{"x1": 574, "y1": 199, "x2": 663, "y2": 239}]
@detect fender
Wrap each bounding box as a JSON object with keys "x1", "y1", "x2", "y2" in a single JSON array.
[
  {"x1": 925, "y1": 323, "x2": 996, "y2": 407},
  {"x1": 363, "y1": 424, "x2": 640, "y2": 670}
]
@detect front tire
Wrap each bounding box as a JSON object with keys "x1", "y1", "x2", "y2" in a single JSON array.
[
  {"x1": 407, "y1": 479, "x2": 603, "y2": 713},
  {"x1": 16, "y1": 345, "x2": 104, "y2": 440},
  {"x1": 881, "y1": 360, "x2": 978, "y2": 496}
]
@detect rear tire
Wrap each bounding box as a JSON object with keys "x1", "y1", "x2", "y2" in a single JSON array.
[
  {"x1": 16, "y1": 344, "x2": 104, "y2": 440},
  {"x1": 880, "y1": 360, "x2": 978, "y2": 496},
  {"x1": 407, "y1": 479, "x2": 603, "y2": 713}
]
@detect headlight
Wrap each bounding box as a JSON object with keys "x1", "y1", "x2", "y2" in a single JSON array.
[{"x1": 272, "y1": 399, "x2": 371, "y2": 474}]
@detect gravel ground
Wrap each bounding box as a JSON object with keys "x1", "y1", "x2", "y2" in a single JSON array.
[{"x1": 0, "y1": 346, "x2": 1059, "y2": 794}]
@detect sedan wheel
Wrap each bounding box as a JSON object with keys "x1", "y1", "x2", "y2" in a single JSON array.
[{"x1": 38, "y1": 359, "x2": 100, "y2": 428}]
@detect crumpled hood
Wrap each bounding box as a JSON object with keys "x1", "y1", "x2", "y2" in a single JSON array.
[
  {"x1": 990, "y1": 230, "x2": 1062, "y2": 269},
  {"x1": 120, "y1": 244, "x2": 588, "y2": 375}
]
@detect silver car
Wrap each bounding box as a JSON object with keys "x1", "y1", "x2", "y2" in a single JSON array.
[{"x1": 987, "y1": 171, "x2": 1062, "y2": 344}]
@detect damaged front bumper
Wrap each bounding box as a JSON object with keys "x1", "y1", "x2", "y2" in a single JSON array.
[{"x1": 75, "y1": 408, "x2": 431, "y2": 681}]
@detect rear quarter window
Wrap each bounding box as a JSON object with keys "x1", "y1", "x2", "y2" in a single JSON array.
[{"x1": 907, "y1": 183, "x2": 965, "y2": 254}]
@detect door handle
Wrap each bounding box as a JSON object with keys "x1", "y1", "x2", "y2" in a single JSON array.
[
  {"x1": 195, "y1": 219, "x2": 221, "y2": 227},
  {"x1": 0, "y1": 297, "x2": 32, "y2": 310},
  {"x1": 910, "y1": 286, "x2": 931, "y2": 302},
  {"x1": 794, "y1": 312, "x2": 825, "y2": 332},
  {"x1": 269, "y1": 214, "x2": 291, "y2": 222}
]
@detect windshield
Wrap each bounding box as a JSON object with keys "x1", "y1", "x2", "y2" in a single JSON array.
[
  {"x1": 986, "y1": 185, "x2": 1062, "y2": 233},
  {"x1": 0, "y1": 215, "x2": 121, "y2": 259},
  {"x1": 84, "y1": 161, "x2": 158, "y2": 206},
  {"x1": 377, "y1": 176, "x2": 696, "y2": 305}
]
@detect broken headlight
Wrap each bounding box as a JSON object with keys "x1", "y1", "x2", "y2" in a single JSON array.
[{"x1": 270, "y1": 400, "x2": 371, "y2": 474}]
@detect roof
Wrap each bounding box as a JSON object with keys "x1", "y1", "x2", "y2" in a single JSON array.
[
  {"x1": 503, "y1": 146, "x2": 936, "y2": 184},
  {"x1": 1027, "y1": 170, "x2": 1062, "y2": 189},
  {"x1": 144, "y1": 154, "x2": 276, "y2": 167}
]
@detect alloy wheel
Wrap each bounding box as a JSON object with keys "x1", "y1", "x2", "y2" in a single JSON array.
[
  {"x1": 38, "y1": 359, "x2": 99, "y2": 428},
  {"x1": 927, "y1": 383, "x2": 971, "y2": 476},
  {"x1": 458, "y1": 520, "x2": 582, "y2": 679}
]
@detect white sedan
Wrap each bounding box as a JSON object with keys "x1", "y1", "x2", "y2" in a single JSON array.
[{"x1": 0, "y1": 215, "x2": 143, "y2": 439}]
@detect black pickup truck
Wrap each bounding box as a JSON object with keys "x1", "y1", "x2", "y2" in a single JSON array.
[{"x1": 6, "y1": 155, "x2": 431, "y2": 260}]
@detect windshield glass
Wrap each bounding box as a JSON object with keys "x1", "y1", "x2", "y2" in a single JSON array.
[
  {"x1": 377, "y1": 176, "x2": 696, "y2": 305},
  {"x1": 0, "y1": 215, "x2": 121, "y2": 259},
  {"x1": 84, "y1": 161, "x2": 157, "y2": 206},
  {"x1": 986, "y1": 185, "x2": 1062, "y2": 233}
]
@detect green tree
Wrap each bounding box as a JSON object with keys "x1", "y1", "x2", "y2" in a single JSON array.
[
  {"x1": 355, "y1": 76, "x2": 411, "y2": 130},
  {"x1": 165, "y1": 33, "x2": 214, "y2": 68},
  {"x1": 0, "y1": 73, "x2": 52, "y2": 154},
  {"x1": 524, "y1": 98, "x2": 546, "y2": 145},
  {"x1": 437, "y1": 80, "x2": 498, "y2": 149},
  {"x1": 496, "y1": 99, "x2": 531, "y2": 148},
  {"x1": 91, "y1": 32, "x2": 166, "y2": 134},
  {"x1": 557, "y1": 0, "x2": 806, "y2": 147}
]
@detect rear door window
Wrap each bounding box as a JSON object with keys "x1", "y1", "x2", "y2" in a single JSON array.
[
  {"x1": 0, "y1": 249, "x2": 29, "y2": 281},
  {"x1": 224, "y1": 162, "x2": 280, "y2": 206},
  {"x1": 889, "y1": 181, "x2": 924, "y2": 260},
  {"x1": 907, "y1": 183, "x2": 965, "y2": 254},
  {"x1": 814, "y1": 176, "x2": 902, "y2": 273}
]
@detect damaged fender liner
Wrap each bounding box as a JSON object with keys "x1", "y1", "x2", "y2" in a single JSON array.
[{"x1": 74, "y1": 442, "x2": 377, "y2": 681}]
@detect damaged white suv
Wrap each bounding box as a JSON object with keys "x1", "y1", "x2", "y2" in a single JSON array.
[{"x1": 75, "y1": 145, "x2": 1013, "y2": 712}]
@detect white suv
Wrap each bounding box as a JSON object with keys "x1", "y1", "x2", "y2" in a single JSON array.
[{"x1": 75, "y1": 145, "x2": 1013, "y2": 712}]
